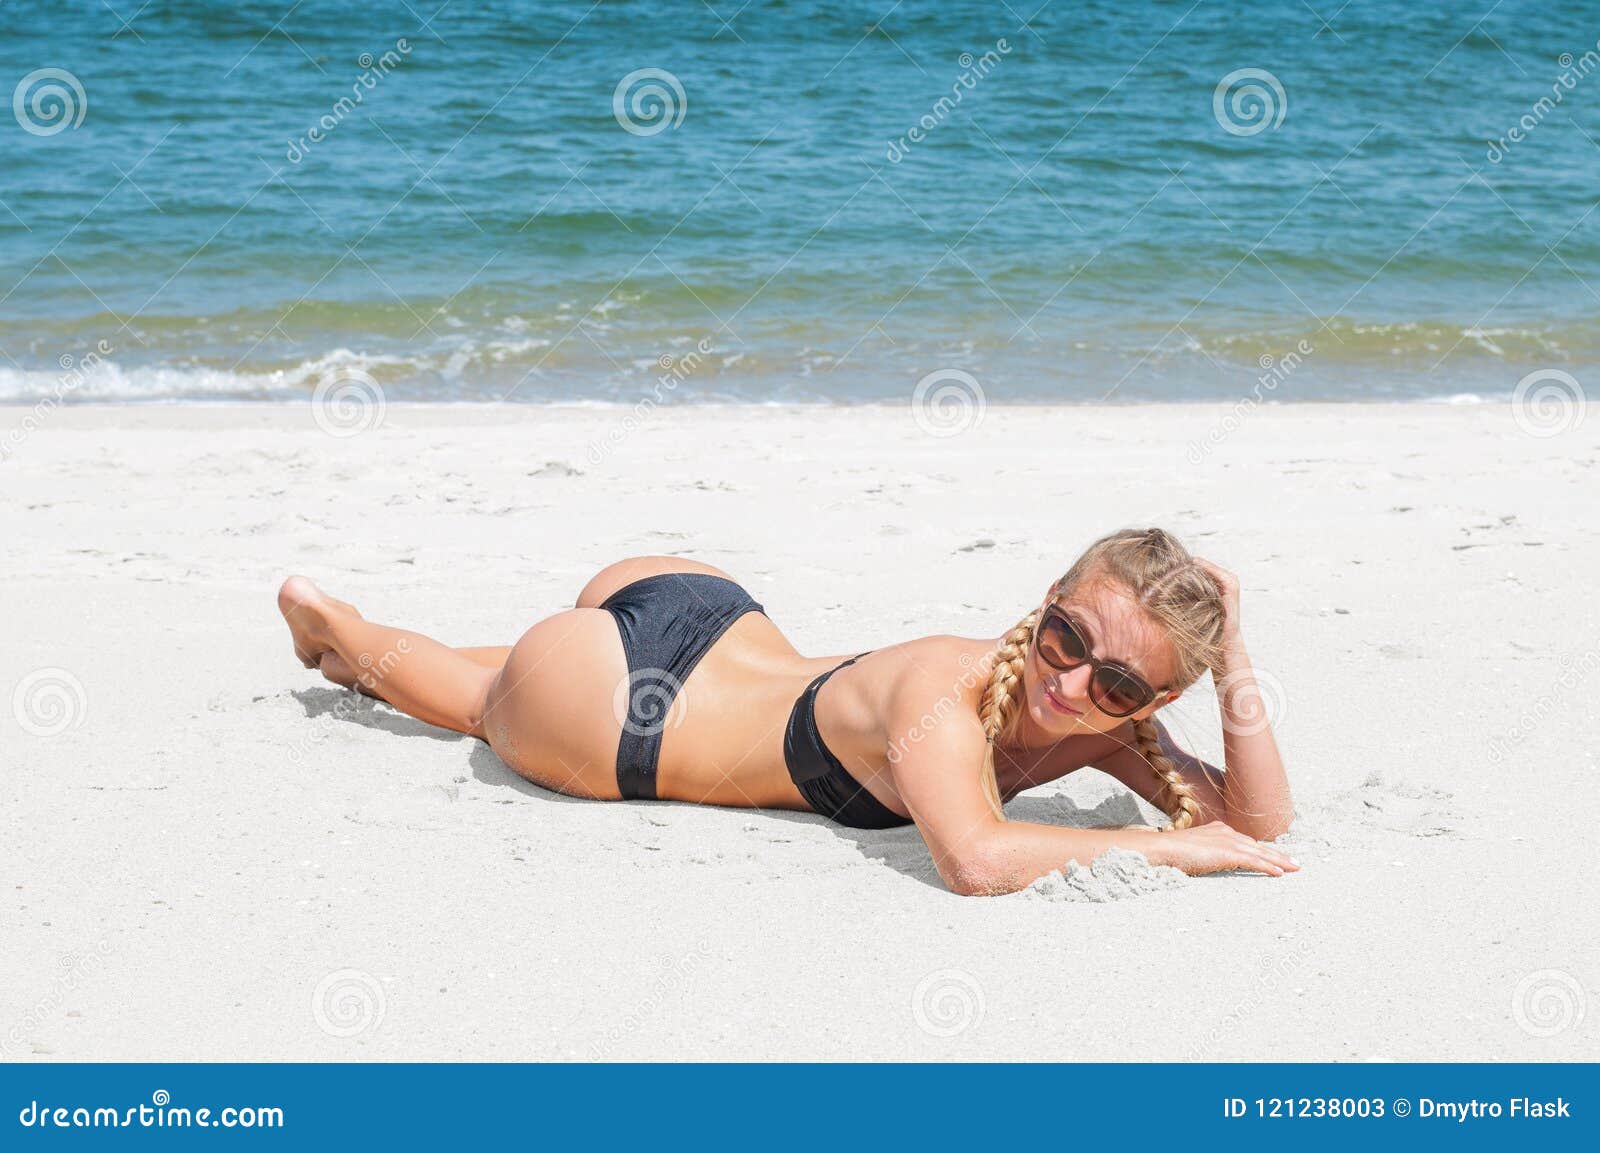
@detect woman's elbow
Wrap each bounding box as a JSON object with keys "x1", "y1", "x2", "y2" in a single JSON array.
[{"x1": 940, "y1": 840, "x2": 1025, "y2": 897}]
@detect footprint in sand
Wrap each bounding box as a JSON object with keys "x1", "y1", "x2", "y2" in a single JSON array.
[{"x1": 1292, "y1": 770, "x2": 1464, "y2": 848}]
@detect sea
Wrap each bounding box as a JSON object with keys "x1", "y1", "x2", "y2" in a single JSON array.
[{"x1": 2, "y1": 0, "x2": 1597, "y2": 403}]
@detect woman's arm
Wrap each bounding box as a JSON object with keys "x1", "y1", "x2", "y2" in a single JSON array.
[
  {"x1": 884, "y1": 673, "x2": 1297, "y2": 895},
  {"x1": 1093, "y1": 560, "x2": 1295, "y2": 841}
]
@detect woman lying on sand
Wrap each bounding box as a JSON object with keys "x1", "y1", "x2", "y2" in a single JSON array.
[{"x1": 278, "y1": 527, "x2": 1297, "y2": 894}]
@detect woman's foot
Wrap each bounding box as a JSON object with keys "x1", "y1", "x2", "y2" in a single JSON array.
[{"x1": 277, "y1": 575, "x2": 346, "y2": 670}]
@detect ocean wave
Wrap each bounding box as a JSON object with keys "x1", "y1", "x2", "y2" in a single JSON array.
[{"x1": 0, "y1": 316, "x2": 1589, "y2": 404}]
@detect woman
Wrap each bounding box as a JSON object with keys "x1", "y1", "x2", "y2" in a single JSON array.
[{"x1": 278, "y1": 527, "x2": 1298, "y2": 894}]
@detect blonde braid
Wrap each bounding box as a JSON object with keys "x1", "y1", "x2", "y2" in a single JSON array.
[
  {"x1": 976, "y1": 611, "x2": 1039, "y2": 820},
  {"x1": 1131, "y1": 715, "x2": 1201, "y2": 830}
]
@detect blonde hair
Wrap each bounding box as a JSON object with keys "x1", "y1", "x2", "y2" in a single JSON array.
[{"x1": 977, "y1": 527, "x2": 1229, "y2": 829}]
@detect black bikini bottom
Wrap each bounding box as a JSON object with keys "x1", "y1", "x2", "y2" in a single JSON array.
[
  {"x1": 784, "y1": 654, "x2": 914, "y2": 830},
  {"x1": 599, "y1": 573, "x2": 765, "y2": 800}
]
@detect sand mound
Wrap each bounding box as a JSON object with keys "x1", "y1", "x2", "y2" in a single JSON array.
[{"x1": 1022, "y1": 847, "x2": 1187, "y2": 903}]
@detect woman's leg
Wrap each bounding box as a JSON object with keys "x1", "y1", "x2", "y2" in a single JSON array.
[
  {"x1": 458, "y1": 647, "x2": 514, "y2": 669},
  {"x1": 319, "y1": 645, "x2": 511, "y2": 700},
  {"x1": 278, "y1": 576, "x2": 497, "y2": 738}
]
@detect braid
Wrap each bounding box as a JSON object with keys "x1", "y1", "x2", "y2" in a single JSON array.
[
  {"x1": 976, "y1": 611, "x2": 1039, "y2": 820},
  {"x1": 1131, "y1": 715, "x2": 1201, "y2": 830}
]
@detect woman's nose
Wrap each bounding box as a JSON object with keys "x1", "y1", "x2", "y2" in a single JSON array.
[{"x1": 1054, "y1": 662, "x2": 1095, "y2": 704}]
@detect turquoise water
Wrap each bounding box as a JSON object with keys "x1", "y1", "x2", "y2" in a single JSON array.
[{"x1": 1, "y1": 0, "x2": 1597, "y2": 402}]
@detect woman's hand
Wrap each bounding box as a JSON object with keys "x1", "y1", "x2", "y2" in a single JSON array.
[
  {"x1": 1155, "y1": 820, "x2": 1299, "y2": 877},
  {"x1": 1192, "y1": 557, "x2": 1241, "y2": 641}
]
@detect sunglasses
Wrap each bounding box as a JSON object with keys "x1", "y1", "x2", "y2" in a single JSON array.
[{"x1": 1033, "y1": 605, "x2": 1162, "y2": 718}]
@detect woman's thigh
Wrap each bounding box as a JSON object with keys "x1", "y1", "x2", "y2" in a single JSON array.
[{"x1": 481, "y1": 608, "x2": 627, "y2": 800}]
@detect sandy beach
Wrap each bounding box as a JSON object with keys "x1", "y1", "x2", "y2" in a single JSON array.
[{"x1": 2, "y1": 400, "x2": 1596, "y2": 1062}]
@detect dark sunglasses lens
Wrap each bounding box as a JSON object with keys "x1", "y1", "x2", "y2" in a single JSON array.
[
  {"x1": 1092, "y1": 667, "x2": 1150, "y2": 716},
  {"x1": 1036, "y1": 615, "x2": 1088, "y2": 668}
]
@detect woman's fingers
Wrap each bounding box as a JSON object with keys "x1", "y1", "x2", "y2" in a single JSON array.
[
  {"x1": 1232, "y1": 848, "x2": 1281, "y2": 875},
  {"x1": 1220, "y1": 831, "x2": 1299, "y2": 875},
  {"x1": 1219, "y1": 852, "x2": 1272, "y2": 875}
]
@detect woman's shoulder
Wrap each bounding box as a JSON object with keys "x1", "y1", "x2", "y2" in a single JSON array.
[
  {"x1": 869, "y1": 635, "x2": 994, "y2": 764},
  {"x1": 870, "y1": 634, "x2": 998, "y2": 712}
]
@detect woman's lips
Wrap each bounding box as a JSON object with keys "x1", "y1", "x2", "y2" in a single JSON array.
[{"x1": 1043, "y1": 683, "x2": 1082, "y2": 715}]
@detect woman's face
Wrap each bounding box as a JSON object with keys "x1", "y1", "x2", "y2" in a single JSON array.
[{"x1": 1020, "y1": 580, "x2": 1181, "y2": 738}]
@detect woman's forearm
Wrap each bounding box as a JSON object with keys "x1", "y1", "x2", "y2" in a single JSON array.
[
  {"x1": 1215, "y1": 631, "x2": 1295, "y2": 839},
  {"x1": 955, "y1": 820, "x2": 1171, "y2": 895}
]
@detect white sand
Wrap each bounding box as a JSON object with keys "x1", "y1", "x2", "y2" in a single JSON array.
[{"x1": 2, "y1": 401, "x2": 1596, "y2": 1061}]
